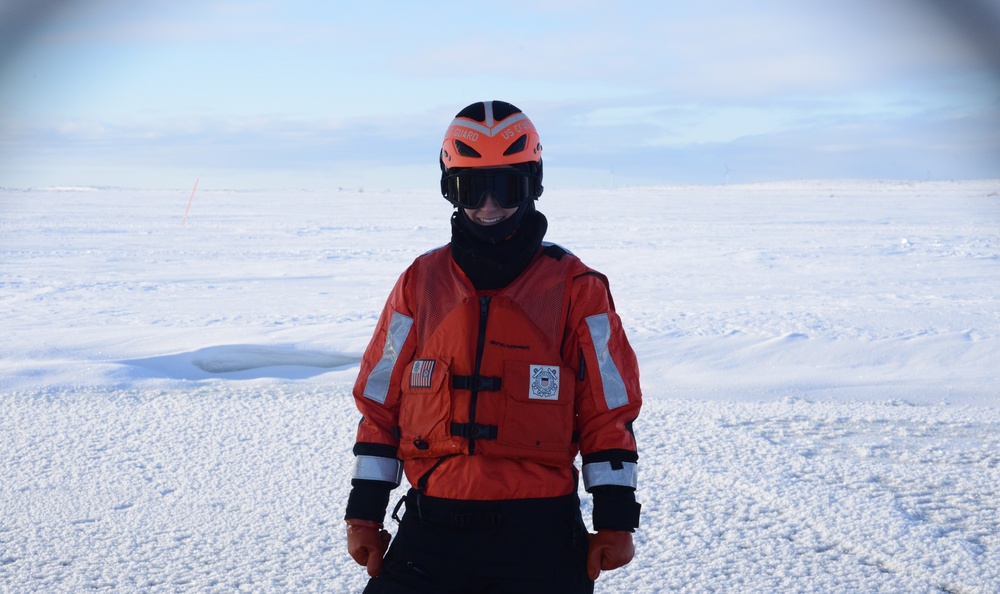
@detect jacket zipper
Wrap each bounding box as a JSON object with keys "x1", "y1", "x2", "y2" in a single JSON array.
[{"x1": 468, "y1": 295, "x2": 491, "y2": 455}]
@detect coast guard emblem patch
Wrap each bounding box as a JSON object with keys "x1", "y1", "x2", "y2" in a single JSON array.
[{"x1": 529, "y1": 365, "x2": 559, "y2": 400}]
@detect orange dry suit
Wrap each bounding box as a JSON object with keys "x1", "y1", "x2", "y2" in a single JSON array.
[{"x1": 346, "y1": 242, "x2": 642, "y2": 530}]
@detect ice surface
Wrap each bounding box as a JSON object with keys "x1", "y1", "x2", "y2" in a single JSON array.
[{"x1": 1, "y1": 180, "x2": 998, "y2": 592}]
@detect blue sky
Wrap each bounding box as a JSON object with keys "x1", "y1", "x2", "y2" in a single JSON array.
[{"x1": 1, "y1": 0, "x2": 998, "y2": 190}]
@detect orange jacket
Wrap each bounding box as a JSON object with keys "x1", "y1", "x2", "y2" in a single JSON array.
[{"x1": 350, "y1": 243, "x2": 641, "y2": 503}]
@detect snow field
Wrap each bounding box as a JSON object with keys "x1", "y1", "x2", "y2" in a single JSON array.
[
  {"x1": 2, "y1": 390, "x2": 996, "y2": 592},
  {"x1": 1, "y1": 180, "x2": 998, "y2": 592}
]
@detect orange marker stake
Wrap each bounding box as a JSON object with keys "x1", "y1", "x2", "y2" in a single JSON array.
[{"x1": 182, "y1": 178, "x2": 199, "y2": 226}]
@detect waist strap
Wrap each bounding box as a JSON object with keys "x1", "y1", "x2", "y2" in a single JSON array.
[
  {"x1": 402, "y1": 488, "x2": 579, "y2": 529},
  {"x1": 450, "y1": 422, "x2": 498, "y2": 440}
]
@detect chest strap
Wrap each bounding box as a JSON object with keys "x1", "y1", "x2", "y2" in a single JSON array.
[{"x1": 452, "y1": 375, "x2": 502, "y2": 391}]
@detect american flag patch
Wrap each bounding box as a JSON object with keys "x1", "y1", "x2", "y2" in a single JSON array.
[{"x1": 410, "y1": 359, "x2": 436, "y2": 389}]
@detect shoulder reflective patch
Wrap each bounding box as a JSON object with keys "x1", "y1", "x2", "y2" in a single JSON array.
[
  {"x1": 363, "y1": 311, "x2": 414, "y2": 404},
  {"x1": 353, "y1": 455, "x2": 403, "y2": 486},
  {"x1": 585, "y1": 313, "x2": 629, "y2": 410},
  {"x1": 582, "y1": 461, "x2": 638, "y2": 490}
]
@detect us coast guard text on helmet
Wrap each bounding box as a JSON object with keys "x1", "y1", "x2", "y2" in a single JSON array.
[
  {"x1": 450, "y1": 127, "x2": 480, "y2": 142},
  {"x1": 448, "y1": 118, "x2": 535, "y2": 141}
]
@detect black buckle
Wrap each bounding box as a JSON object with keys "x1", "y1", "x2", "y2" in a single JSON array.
[
  {"x1": 452, "y1": 375, "x2": 502, "y2": 392},
  {"x1": 450, "y1": 422, "x2": 498, "y2": 440},
  {"x1": 450, "y1": 511, "x2": 502, "y2": 528}
]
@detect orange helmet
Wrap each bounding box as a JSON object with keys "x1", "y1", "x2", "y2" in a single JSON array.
[
  {"x1": 440, "y1": 100, "x2": 543, "y2": 204},
  {"x1": 440, "y1": 100, "x2": 542, "y2": 169}
]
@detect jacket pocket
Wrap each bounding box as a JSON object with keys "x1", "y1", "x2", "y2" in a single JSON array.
[
  {"x1": 496, "y1": 362, "x2": 576, "y2": 460},
  {"x1": 398, "y1": 358, "x2": 462, "y2": 459}
]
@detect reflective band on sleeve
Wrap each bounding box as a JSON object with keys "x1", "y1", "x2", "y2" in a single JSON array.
[
  {"x1": 585, "y1": 313, "x2": 629, "y2": 410},
  {"x1": 582, "y1": 461, "x2": 638, "y2": 490},
  {"x1": 353, "y1": 455, "x2": 404, "y2": 485},
  {"x1": 363, "y1": 312, "x2": 414, "y2": 404}
]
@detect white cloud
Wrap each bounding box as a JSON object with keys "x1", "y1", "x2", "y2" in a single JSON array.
[{"x1": 1, "y1": 0, "x2": 997, "y2": 188}]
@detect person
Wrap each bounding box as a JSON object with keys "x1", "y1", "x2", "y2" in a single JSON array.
[{"x1": 344, "y1": 100, "x2": 642, "y2": 593}]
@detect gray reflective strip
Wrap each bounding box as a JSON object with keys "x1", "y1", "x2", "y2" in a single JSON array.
[
  {"x1": 362, "y1": 312, "x2": 414, "y2": 404},
  {"x1": 585, "y1": 314, "x2": 629, "y2": 410},
  {"x1": 582, "y1": 461, "x2": 638, "y2": 490},
  {"x1": 353, "y1": 455, "x2": 403, "y2": 485},
  {"x1": 449, "y1": 112, "x2": 529, "y2": 138},
  {"x1": 484, "y1": 100, "x2": 497, "y2": 127}
]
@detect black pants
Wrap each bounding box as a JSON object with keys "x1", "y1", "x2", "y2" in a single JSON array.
[{"x1": 362, "y1": 488, "x2": 594, "y2": 594}]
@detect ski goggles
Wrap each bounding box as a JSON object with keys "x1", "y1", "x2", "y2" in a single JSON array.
[{"x1": 442, "y1": 168, "x2": 537, "y2": 209}]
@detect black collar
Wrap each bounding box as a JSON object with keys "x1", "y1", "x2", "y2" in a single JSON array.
[{"x1": 449, "y1": 209, "x2": 548, "y2": 290}]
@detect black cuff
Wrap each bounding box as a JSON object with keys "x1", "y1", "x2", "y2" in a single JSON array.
[
  {"x1": 345, "y1": 480, "x2": 394, "y2": 524},
  {"x1": 590, "y1": 485, "x2": 641, "y2": 532}
]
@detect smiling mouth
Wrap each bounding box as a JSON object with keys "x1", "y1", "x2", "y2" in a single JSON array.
[{"x1": 476, "y1": 215, "x2": 507, "y2": 225}]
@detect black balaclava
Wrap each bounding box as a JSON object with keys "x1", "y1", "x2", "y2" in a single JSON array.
[
  {"x1": 455, "y1": 198, "x2": 531, "y2": 244},
  {"x1": 450, "y1": 202, "x2": 548, "y2": 291}
]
